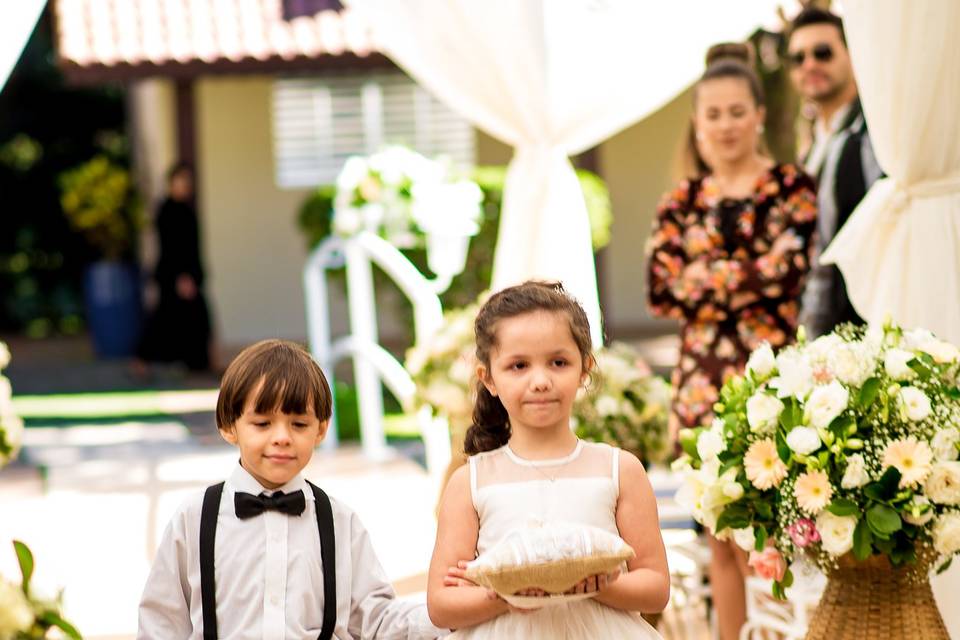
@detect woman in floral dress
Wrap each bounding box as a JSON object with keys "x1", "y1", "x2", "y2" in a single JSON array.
[{"x1": 646, "y1": 44, "x2": 817, "y2": 640}]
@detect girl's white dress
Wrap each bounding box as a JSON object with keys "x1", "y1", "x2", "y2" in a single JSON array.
[{"x1": 450, "y1": 440, "x2": 663, "y2": 639}]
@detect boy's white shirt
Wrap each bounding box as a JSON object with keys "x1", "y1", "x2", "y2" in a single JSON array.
[{"x1": 137, "y1": 463, "x2": 446, "y2": 640}]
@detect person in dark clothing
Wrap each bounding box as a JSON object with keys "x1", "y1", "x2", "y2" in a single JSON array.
[
  {"x1": 787, "y1": 7, "x2": 883, "y2": 337},
  {"x1": 134, "y1": 163, "x2": 212, "y2": 373}
]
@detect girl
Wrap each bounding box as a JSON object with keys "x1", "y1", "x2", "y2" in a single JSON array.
[
  {"x1": 647, "y1": 43, "x2": 817, "y2": 640},
  {"x1": 427, "y1": 281, "x2": 669, "y2": 638}
]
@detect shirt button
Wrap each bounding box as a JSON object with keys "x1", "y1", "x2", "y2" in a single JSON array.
[{"x1": 270, "y1": 594, "x2": 280, "y2": 606}]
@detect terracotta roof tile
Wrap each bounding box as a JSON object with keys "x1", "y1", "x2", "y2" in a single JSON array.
[{"x1": 54, "y1": 0, "x2": 380, "y2": 77}]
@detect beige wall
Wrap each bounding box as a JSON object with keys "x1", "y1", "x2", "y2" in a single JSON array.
[
  {"x1": 135, "y1": 75, "x2": 690, "y2": 352},
  {"x1": 599, "y1": 87, "x2": 693, "y2": 337},
  {"x1": 195, "y1": 76, "x2": 315, "y2": 348}
]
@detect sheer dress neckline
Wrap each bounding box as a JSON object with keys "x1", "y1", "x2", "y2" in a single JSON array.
[{"x1": 503, "y1": 439, "x2": 584, "y2": 467}]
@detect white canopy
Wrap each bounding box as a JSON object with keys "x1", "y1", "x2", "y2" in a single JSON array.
[
  {"x1": 821, "y1": 0, "x2": 960, "y2": 346},
  {"x1": 345, "y1": 0, "x2": 782, "y2": 343},
  {"x1": 0, "y1": 1, "x2": 46, "y2": 91}
]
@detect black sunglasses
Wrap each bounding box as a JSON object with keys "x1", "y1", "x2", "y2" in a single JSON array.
[{"x1": 788, "y1": 44, "x2": 834, "y2": 67}]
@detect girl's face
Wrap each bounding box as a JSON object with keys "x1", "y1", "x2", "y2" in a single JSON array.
[
  {"x1": 478, "y1": 310, "x2": 589, "y2": 435},
  {"x1": 693, "y1": 77, "x2": 765, "y2": 168}
]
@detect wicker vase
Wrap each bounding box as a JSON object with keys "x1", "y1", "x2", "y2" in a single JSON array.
[{"x1": 805, "y1": 555, "x2": 949, "y2": 639}]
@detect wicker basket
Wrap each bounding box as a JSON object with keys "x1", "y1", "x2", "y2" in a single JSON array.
[{"x1": 805, "y1": 554, "x2": 949, "y2": 639}]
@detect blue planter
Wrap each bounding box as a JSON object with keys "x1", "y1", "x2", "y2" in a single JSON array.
[{"x1": 83, "y1": 261, "x2": 142, "y2": 358}]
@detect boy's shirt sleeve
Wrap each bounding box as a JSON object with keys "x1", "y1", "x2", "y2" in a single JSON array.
[
  {"x1": 137, "y1": 504, "x2": 194, "y2": 638},
  {"x1": 344, "y1": 509, "x2": 448, "y2": 640}
]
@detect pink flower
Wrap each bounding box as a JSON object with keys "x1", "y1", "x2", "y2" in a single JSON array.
[
  {"x1": 787, "y1": 518, "x2": 821, "y2": 548},
  {"x1": 749, "y1": 547, "x2": 787, "y2": 582}
]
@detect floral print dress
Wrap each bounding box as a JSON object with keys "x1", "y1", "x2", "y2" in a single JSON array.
[{"x1": 647, "y1": 164, "x2": 817, "y2": 433}]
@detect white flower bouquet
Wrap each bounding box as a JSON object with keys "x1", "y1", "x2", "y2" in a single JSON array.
[
  {"x1": 574, "y1": 342, "x2": 672, "y2": 465},
  {"x1": 0, "y1": 541, "x2": 80, "y2": 639},
  {"x1": 404, "y1": 295, "x2": 486, "y2": 425},
  {"x1": 675, "y1": 323, "x2": 960, "y2": 598},
  {"x1": 0, "y1": 341, "x2": 23, "y2": 469},
  {"x1": 332, "y1": 146, "x2": 483, "y2": 248}
]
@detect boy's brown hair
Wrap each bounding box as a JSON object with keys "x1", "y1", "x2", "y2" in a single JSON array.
[{"x1": 216, "y1": 339, "x2": 332, "y2": 431}]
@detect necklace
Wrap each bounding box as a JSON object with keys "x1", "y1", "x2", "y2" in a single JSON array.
[{"x1": 509, "y1": 440, "x2": 582, "y2": 483}]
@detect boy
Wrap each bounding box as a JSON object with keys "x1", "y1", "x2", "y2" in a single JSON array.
[{"x1": 138, "y1": 339, "x2": 446, "y2": 639}]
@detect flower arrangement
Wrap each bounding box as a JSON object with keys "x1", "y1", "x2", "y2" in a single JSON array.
[
  {"x1": 404, "y1": 295, "x2": 486, "y2": 425},
  {"x1": 0, "y1": 342, "x2": 22, "y2": 469},
  {"x1": 574, "y1": 342, "x2": 672, "y2": 464},
  {"x1": 0, "y1": 541, "x2": 80, "y2": 639},
  {"x1": 675, "y1": 323, "x2": 960, "y2": 598},
  {"x1": 59, "y1": 155, "x2": 141, "y2": 260},
  {"x1": 332, "y1": 146, "x2": 483, "y2": 246}
]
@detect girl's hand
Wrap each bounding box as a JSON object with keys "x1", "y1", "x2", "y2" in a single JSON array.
[
  {"x1": 443, "y1": 560, "x2": 477, "y2": 588},
  {"x1": 563, "y1": 569, "x2": 622, "y2": 595}
]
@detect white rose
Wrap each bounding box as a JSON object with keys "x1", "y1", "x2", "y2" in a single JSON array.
[
  {"x1": 901, "y1": 329, "x2": 960, "y2": 364},
  {"x1": 746, "y1": 392, "x2": 783, "y2": 435},
  {"x1": 841, "y1": 454, "x2": 871, "y2": 489},
  {"x1": 771, "y1": 350, "x2": 814, "y2": 400},
  {"x1": 332, "y1": 206, "x2": 364, "y2": 236},
  {"x1": 902, "y1": 328, "x2": 936, "y2": 351},
  {"x1": 804, "y1": 381, "x2": 849, "y2": 429},
  {"x1": 924, "y1": 462, "x2": 960, "y2": 505},
  {"x1": 732, "y1": 527, "x2": 756, "y2": 552},
  {"x1": 931, "y1": 429, "x2": 960, "y2": 461},
  {"x1": 808, "y1": 334, "x2": 844, "y2": 362},
  {"x1": 903, "y1": 496, "x2": 935, "y2": 526},
  {"x1": 0, "y1": 342, "x2": 10, "y2": 370},
  {"x1": 786, "y1": 426, "x2": 822, "y2": 455},
  {"x1": 0, "y1": 577, "x2": 33, "y2": 636},
  {"x1": 828, "y1": 343, "x2": 874, "y2": 387},
  {"x1": 900, "y1": 387, "x2": 932, "y2": 422},
  {"x1": 932, "y1": 512, "x2": 960, "y2": 556},
  {"x1": 921, "y1": 339, "x2": 960, "y2": 364},
  {"x1": 723, "y1": 482, "x2": 745, "y2": 500},
  {"x1": 335, "y1": 156, "x2": 369, "y2": 190},
  {"x1": 595, "y1": 395, "x2": 620, "y2": 418},
  {"x1": 863, "y1": 325, "x2": 886, "y2": 355},
  {"x1": 884, "y1": 349, "x2": 917, "y2": 381},
  {"x1": 816, "y1": 511, "x2": 858, "y2": 557},
  {"x1": 696, "y1": 428, "x2": 726, "y2": 461},
  {"x1": 747, "y1": 343, "x2": 776, "y2": 379}
]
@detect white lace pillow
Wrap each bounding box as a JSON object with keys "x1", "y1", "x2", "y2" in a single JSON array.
[{"x1": 464, "y1": 520, "x2": 634, "y2": 595}]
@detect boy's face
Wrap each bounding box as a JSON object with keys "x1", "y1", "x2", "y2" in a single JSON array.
[{"x1": 221, "y1": 384, "x2": 328, "y2": 490}]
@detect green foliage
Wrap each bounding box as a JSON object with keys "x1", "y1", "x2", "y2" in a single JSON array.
[
  {"x1": 5, "y1": 540, "x2": 82, "y2": 639},
  {"x1": 58, "y1": 155, "x2": 141, "y2": 260}
]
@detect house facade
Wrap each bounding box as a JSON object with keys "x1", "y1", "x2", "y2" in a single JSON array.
[{"x1": 54, "y1": 0, "x2": 684, "y2": 358}]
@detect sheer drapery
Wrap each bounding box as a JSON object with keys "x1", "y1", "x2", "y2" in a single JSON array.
[
  {"x1": 821, "y1": 2, "x2": 960, "y2": 633},
  {"x1": 345, "y1": 0, "x2": 781, "y2": 342},
  {"x1": 821, "y1": 0, "x2": 960, "y2": 346},
  {"x1": 0, "y1": 1, "x2": 46, "y2": 90}
]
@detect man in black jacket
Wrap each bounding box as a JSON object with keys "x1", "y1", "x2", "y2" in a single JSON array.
[{"x1": 787, "y1": 7, "x2": 883, "y2": 338}]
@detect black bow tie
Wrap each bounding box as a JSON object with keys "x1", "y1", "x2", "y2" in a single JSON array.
[{"x1": 234, "y1": 489, "x2": 306, "y2": 519}]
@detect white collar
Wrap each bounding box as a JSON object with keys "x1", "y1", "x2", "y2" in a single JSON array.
[
  {"x1": 815, "y1": 101, "x2": 854, "y2": 139},
  {"x1": 228, "y1": 462, "x2": 310, "y2": 498}
]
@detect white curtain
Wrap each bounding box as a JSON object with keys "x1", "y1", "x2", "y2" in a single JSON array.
[
  {"x1": 0, "y1": 1, "x2": 46, "y2": 91},
  {"x1": 345, "y1": 0, "x2": 780, "y2": 343},
  {"x1": 822, "y1": 2, "x2": 960, "y2": 634},
  {"x1": 821, "y1": 0, "x2": 960, "y2": 346}
]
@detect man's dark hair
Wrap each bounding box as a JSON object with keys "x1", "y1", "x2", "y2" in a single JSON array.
[{"x1": 788, "y1": 7, "x2": 846, "y2": 45}]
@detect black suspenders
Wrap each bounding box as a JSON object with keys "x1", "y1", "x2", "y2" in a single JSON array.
[{"x1": 199, "y1": 481, "x2": 337, "y2": 639}]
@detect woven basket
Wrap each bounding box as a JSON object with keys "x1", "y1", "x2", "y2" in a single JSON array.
[{"x1": 805, "y1": 554, "x2": 949, "y2": 640}]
